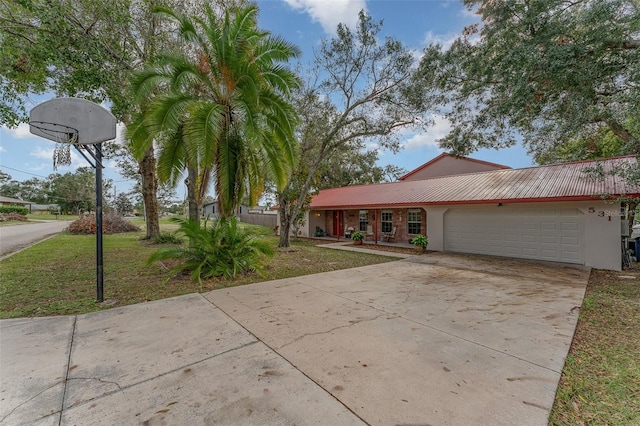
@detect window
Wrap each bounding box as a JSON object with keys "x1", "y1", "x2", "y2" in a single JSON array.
[
  {"x1": 407, "y1": 210, "x2": 422, "y2": 234},
  {"x1": 359, "y1": 210, "x2": 368, "y2": 232},
  {"x1": 381, "y1": 211, "x2": 393, "y2": 233}
]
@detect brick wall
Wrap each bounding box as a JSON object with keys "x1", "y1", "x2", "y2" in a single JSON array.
[{"x1": 340, "y1": 208, "x2": 426, "y2": 243}]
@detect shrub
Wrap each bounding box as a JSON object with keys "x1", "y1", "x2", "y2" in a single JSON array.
[
  {"x1": 66, "y1": 212, "x2": 141, "y2": 234},
  {"x1": 0, "y1": 206, "x2": 28, "y2": 215},
  {"x1": 151, "y1": 231, "x2": 184, "y2": 245},
  {"x1": 351, "y1": 231, "x2": 364, "y2": 241},
  {"x1": 410, "y1": 234, "x2": 429, "y2": 252},
  {"x1": 148, "y1": 217, "x2": 275, "y2": 282}
]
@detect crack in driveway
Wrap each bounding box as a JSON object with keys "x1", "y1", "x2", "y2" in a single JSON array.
[{"x1": 275, "y1": 313, "x2": 390, "y2": 350}]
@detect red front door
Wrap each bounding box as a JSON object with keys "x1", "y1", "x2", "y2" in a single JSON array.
[{"x1": 333, "y1": 210, "x2": 343, "y2": 236}]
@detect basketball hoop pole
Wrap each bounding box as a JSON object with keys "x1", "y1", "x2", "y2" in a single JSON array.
[{"x1": 95, "y1": 143, "x2": 104, "y2": 302}]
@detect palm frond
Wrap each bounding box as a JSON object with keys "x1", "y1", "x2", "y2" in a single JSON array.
[
  {"x1": 156, "y1": 129, "x2": 187, "y2": 185},
  {"x1": 146, "y1": 94, "x2": 193, "y2": 135},
  {"x1": 148, "y1": 217, "x2": 274, "y2": 283},
  {"x1": 126, "y1": 113, "x2": 153, "y2": 161},
  {"x1": 153, "y1": 6, "x2": 202, "y2": 45}
]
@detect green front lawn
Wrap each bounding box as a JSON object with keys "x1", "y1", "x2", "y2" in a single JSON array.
[
  {"x1": 0, "y1": 227, "x2": 396, "y2": 318},
  {"x1": 549, "y1": 269, "x2": 640, "y2": 425}
]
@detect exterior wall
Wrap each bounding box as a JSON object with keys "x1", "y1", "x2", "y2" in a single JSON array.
[
  {"x1": 201, "y1": 202, "x2": 220, "y2": 219},
  {"x1": 424, "y1": 206, "x2": 447, "y2": 250},
  {"x1": 340, "y1": 208, "x2": 426, "y2": 242},
  {"x1": 426, "y1": 201, "x2": 622, "y2": 271},
  {"x1": 308, "y1": 210, "x2": 325, "y2": 237},
  {"x1": 402, "y1": 156, "x2": 506, "y2": 181},
  {"x1": 275, "y1": 210, "x2": 312, "y2": 237},
  {"x1": 325, "y1": 213, "x2": 334, "y2": 237},
  {"x1": 345, "y1": 210, "x2": 358, "y2": 234},
  {"x1": 579, "y1": 203, "x2": 622, "y2": 270}
]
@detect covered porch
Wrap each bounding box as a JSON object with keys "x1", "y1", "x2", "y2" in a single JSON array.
[{"x1": 308, "y1": 208, "x2": 427, "y2": 246}]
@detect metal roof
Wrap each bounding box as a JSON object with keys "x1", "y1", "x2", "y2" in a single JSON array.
[
  {"x1": 310, "y1": 156, "x2": 640, "y2": 209},
  {"x1": 0, "y1": 195, "x2": 33, "y2": 204}
]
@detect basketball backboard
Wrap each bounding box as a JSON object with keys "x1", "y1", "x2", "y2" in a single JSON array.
[{"x1": 29, "y1": 98, "x2": 116, "y2": 144}]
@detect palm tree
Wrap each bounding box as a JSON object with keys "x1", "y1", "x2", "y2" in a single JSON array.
[{"x1": 129, "y1": 4, "x2": 300, "y2": 220}]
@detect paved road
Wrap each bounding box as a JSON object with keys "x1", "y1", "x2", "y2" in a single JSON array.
[{"x1": 0, "y1": 220, "x2": 71, "y2": 257}]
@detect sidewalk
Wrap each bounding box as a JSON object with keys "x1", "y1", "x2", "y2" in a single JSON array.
[{"x1": 316, "y1": 241, "x2": 415, "y2": 258}]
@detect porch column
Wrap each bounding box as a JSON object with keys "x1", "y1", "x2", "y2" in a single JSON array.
[{"x1": 375, "y1": 209, "x2": 379, "y2": 244}]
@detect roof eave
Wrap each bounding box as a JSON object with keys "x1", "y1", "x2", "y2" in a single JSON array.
[{"x1": 309, "y1": 194, "x2": 636, "y2": 210}]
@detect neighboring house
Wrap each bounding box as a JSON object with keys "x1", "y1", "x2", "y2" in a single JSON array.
[
  {"x1": 202, "y1": 201, "x2": 220, "y2": 219},
  {"x1": 281, "y1": 155, "x2": 640, "y2": 271},
  {"x1": 0, "y1": 195, "x2": 33, "y2": 210},
  {"x1": 30, "y1": 204, "x2": 60, "y2": 214}
]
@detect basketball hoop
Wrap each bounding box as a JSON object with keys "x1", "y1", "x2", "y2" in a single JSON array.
[
  {"x1": 29, "y1": 121, "x2": 80, "y2": 169},
  {"x1": 28, "y1": 121, "x2": 79, "y2": 145},
  {"x1": 28, "y1": 98, "x2": 116, "y2": 303},
  {"x1": 29, "y1": 97, "x2": 116, "y2": 145}
]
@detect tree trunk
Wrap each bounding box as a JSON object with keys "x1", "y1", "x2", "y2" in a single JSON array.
[
  {"x1": 277, "y1": 145, "x2": 328, "y2": 248},
  {"x1": 278, "y1": 195, "x2": 292, "y2": 248},
  {"x1": 186, "y1": 165, "x2": 199, "y2": 224},
  {"x1": 140, "y1": 146, "x2": 159, "y2": 239}
]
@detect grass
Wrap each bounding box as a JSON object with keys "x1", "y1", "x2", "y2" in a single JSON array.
[
  {"x1": 0, "y1": 226, "x2": 397, "y2": 318},
  {"x1": 549, "y1": 269, "x2": 640, "y2": 425},
  {"x1": 26, "y1": 213, "x2": 78, "y2": 221}
]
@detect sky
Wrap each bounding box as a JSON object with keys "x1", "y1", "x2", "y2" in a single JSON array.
[{"x1": 0, "y1": 0, "x2": 534, "y2": 200}]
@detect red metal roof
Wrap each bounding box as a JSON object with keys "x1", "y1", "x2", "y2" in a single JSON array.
[{"x1": 310, "y1": 156, "x2": 640, "y2": 209}]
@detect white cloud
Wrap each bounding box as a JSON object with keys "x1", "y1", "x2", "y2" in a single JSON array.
[
  {"x1": 30, "y1": 146, "x2": 55, "y2": 160},
  {"x1": 402, "y1": 114, "x2": 451, "y2": 151},
  {"x1": 283, "y1": 0, "x2": 366, "y2": 34},
  {"x1": 5, "y1": 123, "x2": 32, "y2": 139},
  {"x1": 460, "y1": 5, "x2": 480, "y2": 19},
  {"x1": 423, "y1": 30, "x2": 458, "y2": 51},
  {"x1": 104, "y1": 158, "x2": 122, "y2": 173},
  {"x1": 0, "y1": 145, "x2": 5, "y2": 153}
]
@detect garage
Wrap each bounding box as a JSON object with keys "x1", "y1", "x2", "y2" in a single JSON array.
[{"x1": 444, "y1": 207, "x2": 584, "y2": 264}]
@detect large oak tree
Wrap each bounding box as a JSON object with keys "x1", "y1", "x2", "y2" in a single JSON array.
[{"x1": 415, "y1": 0, "x2": 640, "y2": 159}]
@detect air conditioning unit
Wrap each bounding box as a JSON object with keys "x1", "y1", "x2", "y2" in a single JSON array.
[{"x1": 621, "y1": 219, "x2": 630, "y2": 237}]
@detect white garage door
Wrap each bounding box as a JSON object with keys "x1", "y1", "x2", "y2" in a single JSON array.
[{"x1": 444, "y1": 207, "x2": 584, "y2": 264}]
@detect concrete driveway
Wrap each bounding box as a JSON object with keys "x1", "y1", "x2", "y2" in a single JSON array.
[{"x1": 0, "y1": 252, "x2": 589, "y2": 425}]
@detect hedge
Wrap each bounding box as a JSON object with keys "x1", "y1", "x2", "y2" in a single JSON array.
[{"x1": 0, "y1": 206, "x2": 29, "y2": 215}]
